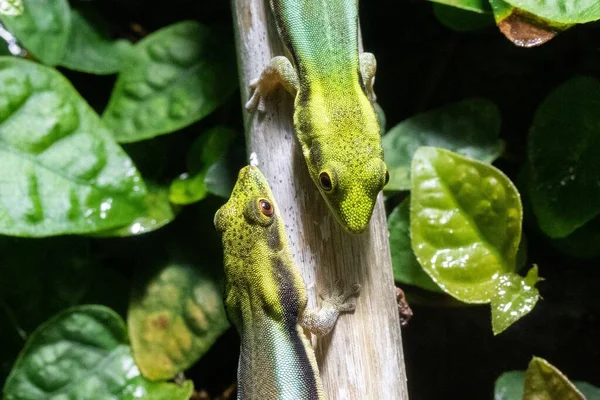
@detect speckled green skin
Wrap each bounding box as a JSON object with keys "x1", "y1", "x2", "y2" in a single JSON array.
[
  {"x1": 214, "y1": 166, "x2": 360, "y2": 399},
  {"x1": 248, "y1": 0, "x2": 387, "y2": 234}
]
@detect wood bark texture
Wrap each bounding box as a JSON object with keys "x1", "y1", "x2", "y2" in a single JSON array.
[{"x1": 230, "y1": 1, "x2": 409, "y2": 399}]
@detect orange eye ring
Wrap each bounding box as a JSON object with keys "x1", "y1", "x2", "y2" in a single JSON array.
[
  {"x1": 319, "y1": 172, "x2": 333, "y2": 191},
  {"x1": 258, "y1": 199, "x2": 274, "y2": 216}
]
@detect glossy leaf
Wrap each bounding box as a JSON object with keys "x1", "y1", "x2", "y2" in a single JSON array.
[
  {"x1": 388, "y1": 196, "x2": 443, "y2": 293},
  {"x1": 128, "y1": 262, "x2": 229, "y2": 380},
  {"x1": 170, "y1": 126, "x2": 236, "y2": 204},
  {"x1": 503, "y1": 0, "x2": 600, "y2": 24},
  {"x1": 102, "y1": 21, "x2": 237, "y2": 142},
  {"x1": 94, "y1": 184, "x2": 177, "y2": 237},
  {"x1": 551, "y1": 217, "x2": 600, "y2": 259},
  {"x1": 495, "y1": 371, "x2": 526, "y2": 400},
  {"x1": 0, "y1": 237, "x2": 91, "y2": 332},
  {"x1": 410, "y1": 147, "x2": 539, "y2": 334},
  {"x1": 428, "y1": 0, "x2": 490, "y2": 13},
  {"x1": 490, "y1": 265, "x2": 540, "y2": 334},
  {"x1": 433, "y1": 3, "x2": 495, "y2": 32},
  {"x1": 495, "y1": 367, "x2": 600, "y2": 400},
  {"x1": 0, "y1": 0, "x2": 70, "y2": 65},
  {"x1": 490, "y1": 0, "x2": 570, "y2": 47},
  {"x1": 3, "y1": 305, "x2": 194, "y2": 400},
  {"x1": 59, "y1": 10, "x2": 132, "y2": 75},
  {"x1": 0, "y1": 0, "x2": 22, "y2": 16},
  {"x1": 0, "y1": 58, "x2": 147, "y2": 236},
  {"x1": 523, "y1": 357, "x2": 585, "y2": 400},
  {"x1": 383, "y1": 98, "x2": 503, "y2": 192},
  {"x1": 528, "y1": 77, "x2": 600, "y2": 238}
]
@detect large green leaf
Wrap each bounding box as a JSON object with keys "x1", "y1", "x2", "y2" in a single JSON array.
[
  {"x1": 489, "y1": 0, "x2": 571, "y2": 47},
  {"x1": 427, "y1": 0, "x2": 490, "y2": 13},
  {"x1": 94, "y1": 184, "x2": 178, "y2": 237},
  {"x1": 495, "y1": 371, "x2": 527, "y2": 400},
  {"x1": 170, "y1": 126, "x2": 236, "y2": 204},
  {"x1": 0, "y1": 0, "x2": 22, "y2": 16},
  {"x1": 59, "y1": 10, "x2": 132, "y2": 75},
  {"x1": 3, "y1": 305, "x2": 193, "y2": 400},
  {"x1": 410, "y1": 147, "x2": 540, "y2": 334},
  {"x1": 128, "y1": 261, "x2": 229, "y2": 380},
  {"x1": 502, "y1": 0, "x2": 600, "y2": 24},
  {"x1": 383, "y1": 98, "x2": 503, "y2": 192},
  {"x1": 0, "y1": 0, "x2": 70, "y2": 65},
  {"x1": 0, "y1": 58, "x2": 147, "y2": 237},
  {"x1": 388, "y1": 197, "x2": 443, "y2": 293},
  {"x1": 528, "y1": 77, "x2": 600, "y2": 238},
  {"x1": 433, "y1": 4, "x2": 495, "y2": 32},
  {"x1": 102, "y1": 21, "x2": 237, "y2": 143},
  {"x1": 495, "y1": 366, "x2": 600, "y2": 400},
  {"x1": 523, "y1": 357, "x2": 585, "y2": 399}
]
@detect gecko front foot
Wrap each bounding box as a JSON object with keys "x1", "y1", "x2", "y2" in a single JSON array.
[
  {"x1": 244, "y1": 56, "x2": 299, "y2": 113},
  {"x1": 301, "y1": 280, "x2": 361, "y2": 337},
  {"x1": 320, "y1": 279, "x2": 361, "y2": 313}
]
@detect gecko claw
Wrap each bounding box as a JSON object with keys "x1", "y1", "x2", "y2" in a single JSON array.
[{"x1": 320, "y1": 280, "x2": 361, "y2": 314}]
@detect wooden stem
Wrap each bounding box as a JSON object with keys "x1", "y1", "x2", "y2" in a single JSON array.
[{"x1": 230, "y1": 1, "x2": 409, "y2": 398}]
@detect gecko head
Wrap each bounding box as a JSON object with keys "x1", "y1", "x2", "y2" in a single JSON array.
[
  {"x1": 314, "y1": 158, "x2": 389, "y2": 234},
  {"x1": 214, "y1": 166, "x2": 278, "y2": 239}
]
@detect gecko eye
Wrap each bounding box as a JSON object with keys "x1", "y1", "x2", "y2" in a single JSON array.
[
  {"x1": 384, "y1": 170, "x2": 390, "y2": 185},
  {"x1": 319, "y1": 172, "x2": 333, "y2": 192},
  {"x1": 258, "y1": 199, "x2": 274, "y2": 216}
]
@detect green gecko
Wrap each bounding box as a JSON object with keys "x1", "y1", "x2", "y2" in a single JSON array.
[
  {"x1": 214, "y1": 165, "x2": 360, "y2": 399},
  {"x1": 246, "y1": 0, "x2": 388, "y2": 234}
]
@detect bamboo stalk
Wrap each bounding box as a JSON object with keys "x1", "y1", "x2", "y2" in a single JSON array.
[{"x1": 230, "y1": 1, "x2": 409, "y2": 398}]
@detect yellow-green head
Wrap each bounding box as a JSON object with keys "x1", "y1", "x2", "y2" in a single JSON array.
[
  {"x1": 214, "y1": 166, "x2": 283, "y2": 257},
  {"x1": 295, "y1": 83, "x2": 389, "y2": 234}
]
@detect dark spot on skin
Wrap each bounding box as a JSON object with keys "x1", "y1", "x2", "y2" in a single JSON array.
[
  {"x1": 267, "y1": 226, "x2": 282, "y2": 250},
  {"x1": 272, "y1": 257, "x2": 319, "y2": 397},
  {"x1": 309, "y1": 143, "x2": 323, "y2": 168}
]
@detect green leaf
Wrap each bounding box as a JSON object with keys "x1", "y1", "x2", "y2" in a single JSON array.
[
  {"x1": 0, "y1": 0, "x2": 70, "y2": 65},
  {"x1": 410, "y1": 147, "x2": 540, "y2": 334},
  {"x1": 0, "y1": 0, "x2": 22, "y2": 16},
  {"x1": 490, "y1": 265, "x2": 540, "y2": 334},
  {"x1": 528, "y1": 77, "x2": 600, "y2": 238},
  {"x1": 205, "y1": 158, "x2": 235, "y2": 198},
  {"x1": 433, "y1": 3, "x2": 495, "y2": 31},
  {"x1": 550, "y1": 217, "x2": 600, "y2": 259},
  {"x1": 170, "y1": 126, "x2": 236, "y2": 204},
  {"x1": 3, "y1": 305, "x2": 194, "y2": 400},
  {"x1": 495, "y1": 371, "x2": 526, "y2": 400},
  {"x1": 388, "y1": 196, "x2": 443, "y2": 293},
  {"x1": 128, "y1": 261, "x2": 229, "y2": 380},
  {"x1": 102, "y1": 21, "x2": 237, "y2": 143},
  {"x1": 59, "y1": 10, "x2": 132, "y2": 75},
  {"x1": 0, "y1": 237, "x2": 91, "y2": 332},
  {"x1": 427, "y1": 0, "x2": 491, "y2": 13},
  {"x1": 523, "y1": 357, "x2": 585, "y2": 400},
  {"x1": 489, "y1": 0, "x2": 570, "y2": 47},
  {"x1": 0, "y1": 58, "x2": 147, "y2": 236},
  {"x1": 495, "y1": 368, "x2": 600, "y2": 400},
  {"x1": 502, "y1": 0, "x2": 600, "y2": 24},
  {"x1": 383, "y1": 98, "x2": 503, "y2": 192},
  {"x1": 94, "y1": 184, "x2": 178, "y2": 237}
]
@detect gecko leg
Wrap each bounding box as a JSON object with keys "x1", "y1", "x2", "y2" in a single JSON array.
[
  {"x1": 300, "y1": 280, "x2": 361, "y2": 337},
  {"x1": 245, "y1": 56, "x2": 299, "y2": 113},
  {"x1": 359, "y1": 52, "x2": 377, "y2": 103}
]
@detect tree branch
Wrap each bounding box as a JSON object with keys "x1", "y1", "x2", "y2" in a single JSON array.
[{"x1": 230, "y1": 1, "x2": 409, "y2": 398}]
